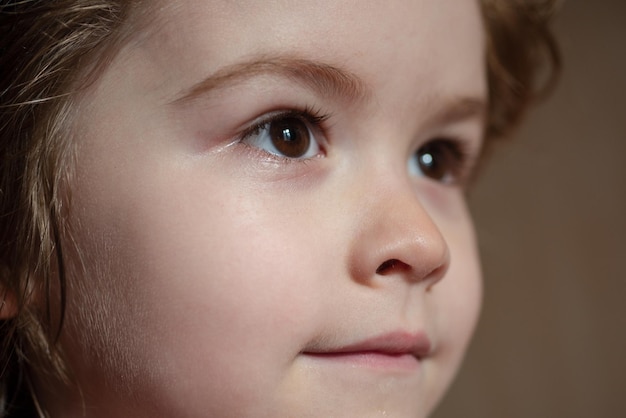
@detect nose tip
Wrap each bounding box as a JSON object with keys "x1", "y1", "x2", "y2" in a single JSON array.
[
  {"x1": 348, "y1": 188, "x2": 450, "y2": 289},
  {"x1": 374, "y1": 245, "x2": 449, "y2": 289},
  {"x1": 375, "y1": 230, "x2": 450, "y2": 288}
]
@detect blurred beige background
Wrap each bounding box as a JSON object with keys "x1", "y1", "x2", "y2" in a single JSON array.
[{"x1": 433, "y1": 1, "x2": 626, "y2": 417}]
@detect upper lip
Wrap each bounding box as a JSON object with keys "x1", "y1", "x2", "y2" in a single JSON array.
[{"x1": 303, "y1": 331, "x2": 432, "y2": 360}]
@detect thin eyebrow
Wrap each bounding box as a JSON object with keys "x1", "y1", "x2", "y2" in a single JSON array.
[
  {"x1": 429, "y1": 96, "x2": 487, "y2": 127},
  {"x1": 171, "y1": 55, "x2": 370, "y2": 105}
]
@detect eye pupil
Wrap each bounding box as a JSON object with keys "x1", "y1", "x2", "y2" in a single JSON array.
[
  {"x1": 269, "y1": 117, "x2": 311, "y2": 158},
  {"x1": 420, "y1": 153, "x2": 434, "y2": 166},
  {"x1": 417, "y1": 143, "x2": 447, "y2": 181}
]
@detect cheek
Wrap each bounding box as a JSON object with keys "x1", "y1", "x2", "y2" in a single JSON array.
[
  {"x1": 124, "y1": 173, "x2": 326, "y2": 324},
  {"x1": 433, "y1": 218, "x2": 483, "y2": 387},
  {"x1": 439, "y1": 240, "x2": 483, "y2": 343},
  {"x1": 441, "y1": 207, "x2": 483, "y2": 337},
  {"x1": 426, "y1": 193, "x2": 483, "y2": 339},
  {"x1": 64, "y1": 166, "x2": 331, "y2": 410}
]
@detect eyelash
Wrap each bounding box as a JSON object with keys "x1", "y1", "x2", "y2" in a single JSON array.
[
  {"x1": 411, "y1": 137, "x2": 478, "y2": 186},
  {"x1": 238, "y1": 106, "x2": 330, "y2": 161},
  {"x1": 236, "y1": 107, "x2": 478, "y2": 186},
  {"x1": 243, "y1": 107, "x2": 330, "y2": 134}
]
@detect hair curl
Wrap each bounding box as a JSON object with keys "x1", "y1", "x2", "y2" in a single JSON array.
[
  {"x1": 0, "y1": 0, "x2": 560, "y2": 416},
  {"x1": 482, "y1": 0, "x2": 561, "y2": 141}
]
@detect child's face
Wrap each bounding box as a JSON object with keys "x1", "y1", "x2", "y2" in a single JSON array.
[{"x1": 62, "y1": 0, "x2": 485, "y2": 416}]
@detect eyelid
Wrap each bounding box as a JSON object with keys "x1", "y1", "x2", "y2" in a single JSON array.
[
  {"x1": 232, "y1": 106, "x2": 332, "y2": 165},
  {"x1": 414, "y1": 137, "x2": 481, "y2": 187},
  {"x1": 444, "y1": 138, "x2": 479, "y2": 186},
  {"x1": 238, "y1": 107, "x2": 330, "y2": 142}
]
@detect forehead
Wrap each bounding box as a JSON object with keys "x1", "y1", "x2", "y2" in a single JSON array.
[{"x1": 130, "y1": 0, "x2": 486, "y2": 106}]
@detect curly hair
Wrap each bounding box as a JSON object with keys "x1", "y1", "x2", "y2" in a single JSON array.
[
  {"x1": 0, "y1": 0, "x2": 560, "y2": 416},
  {"x1": 482, "y1": 0, "x2": 561, "y2": 141}
]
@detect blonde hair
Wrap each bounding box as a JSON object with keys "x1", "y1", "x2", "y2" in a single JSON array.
[
  {"x1": 0, "y1": 1, "x2": 133, "y2": 414},
  {"x1": 0, "y1": 0, "x2": 559, "y2": 415}
]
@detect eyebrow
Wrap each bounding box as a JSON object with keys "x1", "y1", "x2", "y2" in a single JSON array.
[
  {"x1": 171, "y1": 55, "x2": 370, "y2": 105},
  {"x1": 429, "y1": 96, "x2": 487, "y2": 127}
]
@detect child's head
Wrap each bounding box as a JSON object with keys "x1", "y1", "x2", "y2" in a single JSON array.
[{"x1": 0, "y1": 1, "x2": 558, "y2": 416}]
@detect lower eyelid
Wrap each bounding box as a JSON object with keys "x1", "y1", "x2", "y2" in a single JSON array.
[{"x1": 236, "y1": 140, "x2": 321, "y2": 165}]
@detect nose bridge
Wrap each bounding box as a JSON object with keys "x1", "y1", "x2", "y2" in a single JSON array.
[{"x1": 347, "y1": 169, "x2": 450, "y2": 287}]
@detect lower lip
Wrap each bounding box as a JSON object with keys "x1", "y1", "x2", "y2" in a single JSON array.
[{"x1": 303, "y1": 351, "x2": 420, "y2": 371}]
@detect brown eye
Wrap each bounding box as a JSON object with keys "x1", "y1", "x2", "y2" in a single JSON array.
[
  {"x1": 411, "y1": 140, "x2": 465, "y2": 183},
  {"x1": 268, "y1": 117, "x2": 311, "y2": 158},
  {"x1": 242, "y1": 112, "x2": 323, "y2": 160}
]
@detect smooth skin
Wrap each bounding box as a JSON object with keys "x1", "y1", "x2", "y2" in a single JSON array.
[{"x1": 53, "y1": 0, "x2": 486, "y2": 416}]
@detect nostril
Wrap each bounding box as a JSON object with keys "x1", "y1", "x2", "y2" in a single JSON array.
[{"x1": 375, "y1": 259, "x2": 410, "y2": 275}]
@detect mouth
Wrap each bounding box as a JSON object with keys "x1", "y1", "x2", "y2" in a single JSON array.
[{"x1": 301, "y1": 331, "x2": 431, "y2": 372}]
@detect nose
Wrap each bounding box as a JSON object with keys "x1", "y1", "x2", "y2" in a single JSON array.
[{"x1": 347, "y1": 181, "x2": 450, "y2": 289}]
